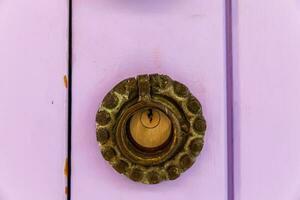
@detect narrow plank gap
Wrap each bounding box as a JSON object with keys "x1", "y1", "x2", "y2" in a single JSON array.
[
  {"x1": 225, "y1": 0, "x2": 235, "y2": 199},
  {"x1": 67, "y1": 0, "x2": 73, "y2": 199}
]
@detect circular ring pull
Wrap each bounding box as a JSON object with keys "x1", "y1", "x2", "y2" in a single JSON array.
[{"x1": 96, "y1": 74, "x2": 206, "y2": 184}]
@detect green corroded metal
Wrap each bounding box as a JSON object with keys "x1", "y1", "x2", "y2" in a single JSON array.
[{"x1": 96, "y1": 74, "x2": 206, "y2": 184}]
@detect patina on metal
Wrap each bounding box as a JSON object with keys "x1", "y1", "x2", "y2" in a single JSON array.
[{"x1": 96, "y1": 74, "x2": 206, "y2": 184}]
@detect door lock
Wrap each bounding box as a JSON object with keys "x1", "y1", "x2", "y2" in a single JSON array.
[{"x1": 96, "y1": 74, "x2": 206, "y2": 184}]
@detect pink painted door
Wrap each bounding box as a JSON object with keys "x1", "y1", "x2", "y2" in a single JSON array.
[
  {"x1": 71, "y1": 0, "x2": 228, "y2": 199},
  {"x1": 233, "y1": 0, "x2": 300, "y2": 199},
  {"x1": 0, "y1": 0, "x2": 68, "y2": 199},
  {"x1": 1, "y1": 0, "x2": 300, "y2": 200}
]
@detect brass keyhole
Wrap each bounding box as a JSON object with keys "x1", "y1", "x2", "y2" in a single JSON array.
[
  {"x1": 129, "y1": 108, "x2": 172, "y2": 150},
  {"x1": 146, "y1": 109, "x2": 153, "y2": 123},
  {"x1": 141, "y1": 108, "x2": 160, "y2": 128}
]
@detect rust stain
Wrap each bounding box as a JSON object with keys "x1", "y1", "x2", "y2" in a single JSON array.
[
  {"x1": 64, "y1": 158, "x2": 68, "y2": 177},
  {"x1": 153, "y1": 48, "x2": 162, "y2": 69},
  {"x1": 64, "y1": 158, "x2": 69, "y2": 196},
  {"x1": 65, "y1": 186, "x2": 68, "y2": 195},
  {"x1": 64, "y1": 75, "x2": 68, "y2": 88}
]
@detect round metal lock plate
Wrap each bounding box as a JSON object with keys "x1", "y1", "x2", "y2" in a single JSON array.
[{"x1": 96, "y1": 74, "x2": 206, "y2": 184}]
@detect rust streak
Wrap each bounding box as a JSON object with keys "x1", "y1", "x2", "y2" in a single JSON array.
[
  {"x1": 65, "y1": 186, "x2": 68, "y2": 195},
  {"x1": 64, "y1": 158, "x2": 68, "y2": 176},
  {"x1": 64, "y1": 158, "x2": 68, "y2": 195},
  {"x1": 64, "y1": 75, "x2": 68, "y2": 88}
]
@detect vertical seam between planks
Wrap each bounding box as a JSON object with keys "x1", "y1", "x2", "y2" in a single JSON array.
[
  {"x1": 225, "y1": 0, "x2": 234, "y2": 199},
  {"x1": 67, "y1": 0, "x2": 73, "y2": 199}
]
